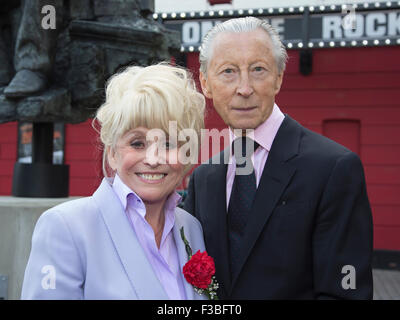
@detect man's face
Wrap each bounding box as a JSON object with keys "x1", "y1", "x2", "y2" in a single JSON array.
[{"x1": 200, "y1": 28, "x2": 283, "y2": 130}]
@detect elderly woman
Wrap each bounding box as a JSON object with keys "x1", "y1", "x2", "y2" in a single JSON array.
[{"x1": 21, "y1": 64, "x2": 206, "y2": 299}]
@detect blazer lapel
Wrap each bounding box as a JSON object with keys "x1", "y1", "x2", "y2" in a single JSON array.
[
  {"x1": 230, "y1": 115, "x2": 302, "y2": 291},
  {"x1": 92, "y1": 179, "x2": 168, "y2": 300},
  {"x1": 172, "y1": 215, "x2": 207, "y2": 300}
]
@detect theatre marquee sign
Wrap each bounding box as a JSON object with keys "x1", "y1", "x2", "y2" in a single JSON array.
[{"x1": 156, "y1": 2, "x2": 400, "y2": 51}]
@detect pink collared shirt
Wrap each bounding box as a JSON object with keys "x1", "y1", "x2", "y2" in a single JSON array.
[
  {"x1": 226, "y1": 103, "x2": 285, "y2": 208},
  {"x1": 112, "y1": 174, "x2": 187, "y2": 300}
]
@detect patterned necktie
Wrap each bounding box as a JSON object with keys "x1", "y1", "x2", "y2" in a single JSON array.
[{"x1": 227, "y1": 137, "x2": 259, "y2": 278}]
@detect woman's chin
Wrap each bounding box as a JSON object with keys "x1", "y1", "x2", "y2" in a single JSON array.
[{"x1": 139, "y1": 193, "x2": 169, "y2": 206}]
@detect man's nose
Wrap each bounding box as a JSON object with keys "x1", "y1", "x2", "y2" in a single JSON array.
[{"x1": 236, "y1": 73, "x2": 254, "y2": 97}]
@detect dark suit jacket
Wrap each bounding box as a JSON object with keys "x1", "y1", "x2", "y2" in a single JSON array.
[{"x1": 184, "y1": 115, "x2": 373, "y2": 299}]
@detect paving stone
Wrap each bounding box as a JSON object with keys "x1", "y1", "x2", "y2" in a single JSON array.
[{"x1": 373, "y1": 269, "x2": 400, "y2": 300}]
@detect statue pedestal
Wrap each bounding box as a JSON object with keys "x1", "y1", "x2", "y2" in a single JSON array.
[
  {"x1": 0, "y1": 196, "x2": 79, "y2": 299},
  {"x1": 0, "y1": 90, "x2": 71, "y2": 197},
  {"x1": 12, "y1": 162, "x2": 69, "y2": 197}
]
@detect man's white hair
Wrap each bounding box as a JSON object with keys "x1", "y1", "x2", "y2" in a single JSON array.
[{"x1": 199, "y1": 16, "x2": 288, "y2": 75}]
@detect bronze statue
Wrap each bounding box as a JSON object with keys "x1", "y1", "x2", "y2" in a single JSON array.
[
  {"x1": 0, "y1": 0, "x2": 180, "y2": 197},
  {"x1": 1, "y1": 0, "x2": 61, "y2": 97}
]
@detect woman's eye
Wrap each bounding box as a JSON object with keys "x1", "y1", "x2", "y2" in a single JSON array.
[{"x1": 130, "y1": 141, "x2": 145, "y2": 149}]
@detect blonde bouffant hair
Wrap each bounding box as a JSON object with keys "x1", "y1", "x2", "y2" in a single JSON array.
[{"x1": 93, "y1": 62, "x2": 205, "y2": 177}]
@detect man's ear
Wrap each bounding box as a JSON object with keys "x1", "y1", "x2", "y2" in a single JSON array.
[
  {"x1": 199, "y1": 71, "x2": 213, "y2": 99},
  {"x1": 274, "y1": 72, "x2": 284, "y2": 95}
]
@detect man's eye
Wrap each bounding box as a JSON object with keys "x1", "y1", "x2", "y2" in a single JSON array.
[
  {"x1": 223, "y1": 68, "x2": 234, "y2": 74},
  {"x1": 162, "y1": 141, "x2": 177, "y2": 150},
  {"x1": 254, "y1": 66, "x2": 264, "y2": 72}
]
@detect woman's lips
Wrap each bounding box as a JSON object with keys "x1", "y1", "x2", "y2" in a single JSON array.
[{"x1": 136, "y1": 173, "x2": 167, "y2": 183}]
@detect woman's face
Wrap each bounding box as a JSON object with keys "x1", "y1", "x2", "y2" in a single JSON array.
[{"x1": 107, "y1": 127, "x2": 185, "y2": 206}]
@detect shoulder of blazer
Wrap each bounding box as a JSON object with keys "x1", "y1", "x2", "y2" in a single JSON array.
[
  {"x1": 295, "y1": 120, "x2": 353, "y2": 159},
  {"x1": 40, "y1": 196, "x2": 97, "y2": 226},
  {"x1": 175, "y1": 206, "x2": 203, "y2": 233},
  {"x1": 39, "y1": 182, "x2": 113, "y2": 235}
]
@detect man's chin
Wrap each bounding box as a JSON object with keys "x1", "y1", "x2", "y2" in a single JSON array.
[{"x1": 229, "y1": 119, "x2": 262, "y2": 131}]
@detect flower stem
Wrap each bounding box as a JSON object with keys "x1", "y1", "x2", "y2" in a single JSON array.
[{"x1": 180, "y1": 227, "x2": 193, "y2": 258}]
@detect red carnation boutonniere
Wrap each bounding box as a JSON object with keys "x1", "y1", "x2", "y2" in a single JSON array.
[{"x1": 180, "y1": 227, "x2": 219, "y2": 300}]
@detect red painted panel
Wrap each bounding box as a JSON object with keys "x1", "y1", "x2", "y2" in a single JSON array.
[
  {"x1": 277, "y1": 88, "x2": 400, "y2": 107},
  {"x1": 69, "y1": 177, "x2": 99, "y2": 196},
  {"x1": 312, "y1": 47, "x2": 400, "y2": 73},
  {"x1": 64, "y1": 122, "x2": 99, "y2": 143},
  {"x1": 305, "y1": 125, "x2": 322, "y2": 134},
  {"x1": 367, "y1": 185, "x2": 400, "y2": 205},
  {"x1": 362, "y1": 126, "x2": 400, "y2": 145},
  {"x1": 282, "y1": 73, "x2": 400, "y2": 91},
  {"x1": 0, "y1": 122, "x2": 18, "y2": 143},
  {"x1": 65, "y1": 120, "x2": 103, "y2": 197},
  {"x1": 364, "y1": 166, "x2": 400, "y2": 185},
  {"x1": 0, "y1": 144, "x2": 17, "y2": 160},
  {"x1": 284, "y1": 50, "x2": 299, "y2": 75},
  {"x1": 373, "y1": 226, "x2": 400, "y2": 251},
  {"x1": 65, "y1": 144, "x2": 101, "y2": 161},
  {"x1": 0, "y1": 160, "x2": 15, "y2": 176},
  {"x1": 361, "y1": 146, "x2": 400, "y2": 165},
  {"x1": 372, "y1": 205, "x2": 400, "y2": 227},
  {"x1": 0, "y1": 176, "x2": 12, "y2": 195},
  {"x1": 284, "y1": 47, "x2": 400, "y2": 75},
  {"x1": 323, "y1": 120, "x2": 360, "y2": 155},
  {"x1": 69, "y1": 160, "x2": 102, "y2": 178},
  {"x1": 281, "y1": 107, "x2": 400, "y2": 126},
  {"x1": 0, "y1": 122, "x2": 17, "y2": 195}
]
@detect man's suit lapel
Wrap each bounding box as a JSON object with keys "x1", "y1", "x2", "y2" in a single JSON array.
[
  {"x1": 92, "y1": 179, "x2": 168, "y2": 300},
  {"x1": 229, "y1": 115, "x2": 302, "y2": 292},
  {"x1": 204, "y1": 151, "x2": 232, "y2": 295}
]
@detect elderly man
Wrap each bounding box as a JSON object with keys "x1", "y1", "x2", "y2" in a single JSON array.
[{"x1": 184, "y1": 17, "x2": 373, "y2": 299}]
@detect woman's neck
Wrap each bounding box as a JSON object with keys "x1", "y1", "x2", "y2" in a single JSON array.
[{"x1": 144, "y1": 200, "x2": 166, "y2": 249}]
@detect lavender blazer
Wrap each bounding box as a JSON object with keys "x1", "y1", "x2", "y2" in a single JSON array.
[{"x1": 21, "y1": 178, "x2": 207, "y2": 300}]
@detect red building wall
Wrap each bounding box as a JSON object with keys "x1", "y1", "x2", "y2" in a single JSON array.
[
  {"x1": 0, "y1": 122, "x2": 17, "y2": 195},
  {"x1": 0, "y1": 46, "x2": 399, "y2": 250},
  {"x1": 64, "y1": 120, "x2": 103, "y2": 196}
]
